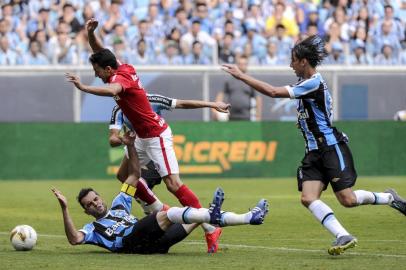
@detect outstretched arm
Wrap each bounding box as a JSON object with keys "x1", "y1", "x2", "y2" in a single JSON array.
[
  {"x1": 86, "y1": 18, "x2": 105, "y2": 53},
  {"x1": 65, "y1": 73, "x2": 122, "y2": 96},
  {"x1": 176, "y1": 99, "x2": 231, "y2": 113},
  {"x1": 221, "y1": 64, "x2": 290, "y2": 98},
  {"x1": 51, "y1": 188, "x2": 84, "y2": 245}
]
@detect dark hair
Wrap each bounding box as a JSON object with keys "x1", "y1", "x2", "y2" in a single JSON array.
[
  {"x1": 291, "y1": 35, "x2": 327, "y2": 68},
  {"x1": 77, "y1": 188, "x2": 97, "y2": 208},
  {"x1": 89, "y1": 48, "x2": 118, "y2": 69}
]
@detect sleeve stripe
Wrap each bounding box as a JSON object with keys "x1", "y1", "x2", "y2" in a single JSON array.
[{"x1": 285, "y1": 86, "x2": 295, "y2": 99}]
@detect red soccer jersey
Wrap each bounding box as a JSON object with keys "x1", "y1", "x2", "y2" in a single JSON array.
[{"x1": 108, "y1": 64, "x2": 168, "y2": 138}]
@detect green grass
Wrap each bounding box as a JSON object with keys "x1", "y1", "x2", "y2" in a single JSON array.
[{"x1": 1, "y1": 177, "x2": 406, "y2": 270}]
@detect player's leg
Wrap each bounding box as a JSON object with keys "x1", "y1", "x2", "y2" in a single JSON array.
[
  {"x1": 146, "y1": 127, "x2": 222, "y2": 252},
  {"x1": 121, "y1": 145, "x2": 165, "y2": 214},
  {"x1": 330, "y1": 143, "x2": 405, "y2": 214},
  {"x1": 165, "y1": 187, "x2": 269, "y2": 226},
  {"x1": 151, "y1": 213, "x2": 199, "y2": 253}
]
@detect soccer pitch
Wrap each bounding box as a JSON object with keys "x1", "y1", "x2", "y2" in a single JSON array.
[{"x1": 1, "y1": 177, "x2": 406, "y2": 270}]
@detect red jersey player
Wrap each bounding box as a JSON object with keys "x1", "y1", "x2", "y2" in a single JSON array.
[{"x1": 65, "y1": 18, "x2": 222, "y2": 253}]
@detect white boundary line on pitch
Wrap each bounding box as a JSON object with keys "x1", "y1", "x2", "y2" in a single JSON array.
[
  {"x1": 2, "y1": 232, "x2": 406, "y2": 258},
  {"x1": 2, "y1": 232, "x2": 406, "y2": 242}
]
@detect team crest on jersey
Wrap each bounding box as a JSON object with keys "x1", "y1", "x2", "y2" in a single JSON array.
[{"x1": 297, "y1": 109, "x2": 309, "y2": 120}]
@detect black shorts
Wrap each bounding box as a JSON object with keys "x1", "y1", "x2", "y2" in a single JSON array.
[
  {"x1": 121, "y1": 213, "x2": 187, "y2": 254},
  {"x1": 297, "y1": 142, "x2": 357, "y2": 192},
  {"x1": 141, "y1": 161, "x2": 162, "y2": 189},
  {"x1": 121, "y1": 213, "x2": 169, "y2": 254}
]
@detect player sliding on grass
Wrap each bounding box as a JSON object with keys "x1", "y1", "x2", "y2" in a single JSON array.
[
  {"x1": 52, "y1": 132, "x2": 269, "y2": 254},
  {"x1": 109, "y1": 94, "x2": 230, "y2": 214},
  {"x1": 222, "y1": 35, "x2": 406, "y2": 256},
  {"x1": 65, "y1": 18, "x2": 224, "y2": 253}
]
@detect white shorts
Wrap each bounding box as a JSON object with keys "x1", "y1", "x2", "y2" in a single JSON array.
[{"x1": 125, "y1": 127, "x2": 179, "y2": 177}]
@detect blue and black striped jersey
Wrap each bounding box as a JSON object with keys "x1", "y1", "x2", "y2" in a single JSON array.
[
  {"x1": 286, "y1": 73, "x2": 347, "y2": 151},
  {"x1": 110, "y1": 94, "x2": 176, "y2": 131},
  {"x1": 79, "y1": 192, "x2": 138, "y2": 252}
]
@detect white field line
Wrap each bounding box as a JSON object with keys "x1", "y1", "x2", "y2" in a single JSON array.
[
  {"x1": 2, "y1": 232, "x2": 405, "y2": 242},
  {"x1": 2, "y1": 232, "x2": 406, "y2": 258}
]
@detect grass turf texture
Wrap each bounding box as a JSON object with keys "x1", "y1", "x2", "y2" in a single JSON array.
[{"x1": 1, "y1": 177, "x2": 406, "y2": 270}]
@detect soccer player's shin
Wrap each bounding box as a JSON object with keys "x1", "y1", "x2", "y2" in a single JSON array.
[
  {"x1": 135, "y1": 178, "x2": 164, "y2": 212},
  {"x1": 174, "y1": 184, "x2": 202, "y2": 208},
  {"x1": 308, "y1": 200, "x2": 349, "y2": 238}
]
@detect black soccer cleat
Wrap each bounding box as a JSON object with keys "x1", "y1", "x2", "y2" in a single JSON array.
[{"x1": 385, "y1": 188, "x2": 406, "y2": 216}]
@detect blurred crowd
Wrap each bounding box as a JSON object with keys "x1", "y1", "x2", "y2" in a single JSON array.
[{"x1": 1, "y1": 0, "x2": 406, "y2": 66}]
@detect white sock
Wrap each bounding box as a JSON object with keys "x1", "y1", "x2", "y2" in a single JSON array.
[
  {"x1": 167, "y1": 207, "x2": 210, "y2": 224},
  {"x1": 308, "y1": 200, "x2": 350, "y2": 238},
  {"x1": 220, "y1": 211, "x2": 251, "y2": 226},
  {"x1": 354, "y1": 190, "x2": 394, "y2": 205},
  {"x1": 134, "y1": 197, "x2": 164, "y2": 215}
]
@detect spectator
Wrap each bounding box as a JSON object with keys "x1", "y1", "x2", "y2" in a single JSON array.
[
  {"x1": 261, "y1": 40, "x2": 287, "y2": 65},
  {"x1": 265, "y1": 2, "x2": 299, "y2": 38},
  {"x1": 180, "y1": 20, "x2": 216, "y2": 57},
  {"x1": 48, "y1": 22, "x2": 78, "y2": 64},
  {"x1": 22, "y1": 40, "x2": 49, "y2": 65},
  {"x1": 373, "y1": 20, "x2": 401, "y2": 58},
  {"x1": 0, "y1": 35, "x2": 20, "y2": 65},
  {"x1": 348, "y1": 40, "x2": 372, "y2": 65},
  {"x1": 218, "y1": 32, "x2": 236, "y2": 64},
  {"x1": 156, "y1": 40, "x2": 183, "y2": 65},
  {"x1": 59, "y1": 3, "x2": 81, "y2": 34},
  {"x1": 165, "y1": 7, "x2": 190, "y2": 36},
  {"x1": 325, "y1": 42, "x2": 346, "y2": 64},
  {"x1": 26, "y1": 7, "x2": 54, "y2": 40},
  {"x1": 374, "y1": 43, "x2": 399, "y2": 65},
  {"x1": 184, "y1": 40, "x2": 211, "y2": 65},
  {"x1": 323, "y1": 6, "x2": 351, "y2": 42},
  {"x1": 129, "y1": 20, "x2": 155, "y2": 57},
  {"x1": 269, "y1": 24, "x2": 293, "y2": 60},
  {"x1": 192, "y1": 3, "x2": 213, "y2": 34},
  {"x1": 132, "y1": 39, "x2": 155, "y2": 65}
]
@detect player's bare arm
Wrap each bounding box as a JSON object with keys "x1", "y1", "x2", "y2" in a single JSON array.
[
  {"x1": 176, "y1": 99, "x2": 231, "y2": 113},
  {"x1": 109, "y1": 129, "x2": 123, "y2": 147},
  {"x1": 51, "y1": 188, "x2": 84, "y2": 245},
  {"x1": 86, "y1": 18, "x2": 105, "y2": 53},
  {"x1": 221, "y1": 64, "x2": 290, "y2": 98},
  {"x1": 65, "y1": 73, "x2": 122, "y2": 96},
  {"x1": 121, "y1": 132, "x2": 141, "y2": 184}
]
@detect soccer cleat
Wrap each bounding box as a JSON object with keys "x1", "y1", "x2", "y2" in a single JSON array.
[
  {"x1": 208, "y1": 187, "x2": 225, "y2": 225},
  {"x1": 385, "y1": 188, "x2": 406, "y2": 216},
  {"x1": 328, "y1": 235, "x2": 357, "y2": 255},
  {"x1": 205, "y1": 227, "x2": 222, "y2": 254},
  {"x1": 249, "y1": 199, "x2": 269, "y2": 225}
]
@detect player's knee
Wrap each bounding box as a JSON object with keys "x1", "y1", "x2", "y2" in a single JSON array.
[
  {"x1": 301, "y1": 195, "x2": 315, "y2": 207},
  {"x1": 338, "y1": 195, "x2": 357, "y2": 208},
  {"x1": 163, "y1": 175, "x2": 182, "y2": 193}
]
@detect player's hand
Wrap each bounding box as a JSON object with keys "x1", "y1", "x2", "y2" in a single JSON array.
[
  {"x1": 65, "y1": 72, "x2": 84, "y2": 90},
  {"x1": 86, "y1": 18, "x2": 98, "y2": 32},
  {"x1": 214, "y1": 101, "x2": 231, "y2": 113},
  {"x1": 52, "y1": 188, "x2": 68, "y2": 209},
  {"x1": 221, "y1": 64, "x2": 244, "y2": 79},
  {"x1": 121, "y1": 131, "x2": 136, "y2": 146}
]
